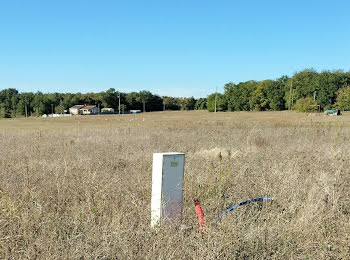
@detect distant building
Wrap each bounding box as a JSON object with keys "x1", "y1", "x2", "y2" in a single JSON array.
[
  {"x1": 69, "y1": 105, "x2": 85, "y2": 115},
  {"x1": 69, "y1": 105, "x2": 99, "y2": 115},
  {"x1": 130, "y1": 110, "x2": 141, "y2": 114},
  {"x1": 80, "y1": 105, "x2": 99, "y2": 115},
  {"x1": 101, "y1": 108, "x2": 115, "y2": 113}
]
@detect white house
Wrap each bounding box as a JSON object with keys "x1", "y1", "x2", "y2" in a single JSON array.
[
  {"x1": 69, "y1": 105, "x2": 85, "y2": 115},
  {"x1": 101, "y1": 107, "x2": 115, "y2": 113},
  {"x1": 80, "y1": 105, "x2": 99, "y2": 115},
  {"x1": 69, "y1": 105, "x2": 99, "y2": 115},
  {"x1": 130, "y1": 110, "x2": 141, "y2": 114}
]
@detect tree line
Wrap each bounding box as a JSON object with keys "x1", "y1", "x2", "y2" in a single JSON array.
[
  {"x1": 0, "y1": 89, "x2": 207, "y2": 118},
  {"x1": 2, "y1": 69, "x2": 350, "y2": 118},
  {"x1": 207, "y1": 69, "x2": 350, "y2": 112}
]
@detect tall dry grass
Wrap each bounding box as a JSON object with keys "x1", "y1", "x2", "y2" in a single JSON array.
[{"x1": 0, "y1": 111, "x2": 349, "y2": 259}]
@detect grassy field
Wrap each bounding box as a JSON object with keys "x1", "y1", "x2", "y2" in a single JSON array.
[{"x1": 1, "y1": 111, "x2": 350, "y2": 259}]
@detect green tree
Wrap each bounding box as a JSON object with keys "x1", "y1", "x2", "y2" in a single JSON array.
[
  {"x1": 249, "y1": 81, "x2": 270, "y2": 111},
  {"x1": 292, "y1": 69, "x2": 319, "y2": 99},
  {"x1": 102, "y1": 88, "x2": 118, "y2": 109},
  {"x1": 294, "y1": 97, "x2": 318, "y2": 112},
  {"x1": 15, "y1": 96, "x2": 26, "y2": 117},
  {"x1": 71, "y1": 93, "x2": 83, "y2": 105},
  {"x1": 194, "y1": 98, "x2": 207, "y2": 110},
  {"x1": 224, "y1": 81, "x2": 256, "y2": 111},
  {"x1": 146, "y1": 94, "x2": 163, "y2": 111},
  {"x1": 33, "y1": 92, "x2": 47, "y2": 116},
  {"x1": 0, "y1": 103, "x2": 7, "y2": 118},
  {"x1": 335, "y1": 85, "x2": 350, "y2": 110},
  {"x1": 180, "y1": 97, "x2": 196, "y2": 110},
  {"x1": 61, "y1": 93, "x2": 75, "y2": 110},
  {"x1": 137, "y1": 90, "x2": 153, "y2": 112},
  {"x1": 163, "y1": 96, "x2": 180, "y2": 110},
  {"x1": 125, "y1": 92, "x2": 142, "y2": 110},
  {"x1": 0, "y1": 88, "x2": 19, "y2": 118},
  {"x1": 207, "y1": 93, "x2": 227, "y2": 112},
  {"x1": 266, "y1": 76, "x2": 286, "y2": 110},
  {"x1": 224, "y1": 83, "x2": 236, "y2": 111},
  {"x1": 317, "y1": 70, "x2": 350, "y2": 109}
]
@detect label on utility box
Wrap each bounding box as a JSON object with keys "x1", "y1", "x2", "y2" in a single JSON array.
[{"x1": 170, "y1": 161, "x2": 178, "y2": 167}]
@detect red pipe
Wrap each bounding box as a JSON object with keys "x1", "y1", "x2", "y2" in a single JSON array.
[{"x1": 194, "y1": 199, "x2": 205, "y2": 229}]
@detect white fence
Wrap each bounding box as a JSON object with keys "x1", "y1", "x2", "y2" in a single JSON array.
[{"x1": 42, "y1": 114, "x2": 72, "y2": 118}]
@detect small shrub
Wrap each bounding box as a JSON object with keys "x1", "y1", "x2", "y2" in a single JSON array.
[{"x1": 294, "y1": 97, "x2": 318, "y2": 112}]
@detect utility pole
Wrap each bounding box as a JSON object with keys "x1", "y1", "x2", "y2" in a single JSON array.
[
  {"x1": 214, "y1": 86, "x2": 218, "y2": 113},
  {"x1": 51, "y1": 104, "x2": 54, "y2": 116},
  {"x1": 291, "y1": 89, "x2": 295, "y2": 110},
  {"x1": 143, "y1": 101, "x2": 146, "y2": 113}
]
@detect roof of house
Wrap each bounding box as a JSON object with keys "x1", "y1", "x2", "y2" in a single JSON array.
[
  {"x1": 70, "y1": 105, "x2": 97, "y2": 110},
  {"x1": 81, "y1": 105, "x2": 96, "y2": 110},
  {"x1": 70, "y1": 105, "x2": 85, "y2": 109}
]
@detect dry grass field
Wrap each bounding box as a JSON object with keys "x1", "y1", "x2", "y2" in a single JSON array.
[{"x1": 1, "y1": 111, "x2": 350, "y2": 259}]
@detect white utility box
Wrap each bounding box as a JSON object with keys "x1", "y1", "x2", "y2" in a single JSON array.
[{"x1": 151, "y1": 152, "x2": 185, "y2": 227}]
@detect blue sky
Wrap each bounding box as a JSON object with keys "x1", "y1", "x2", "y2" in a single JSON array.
[{"x1": 0, "y1": 0, "x2": 349, "y2": 98}]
